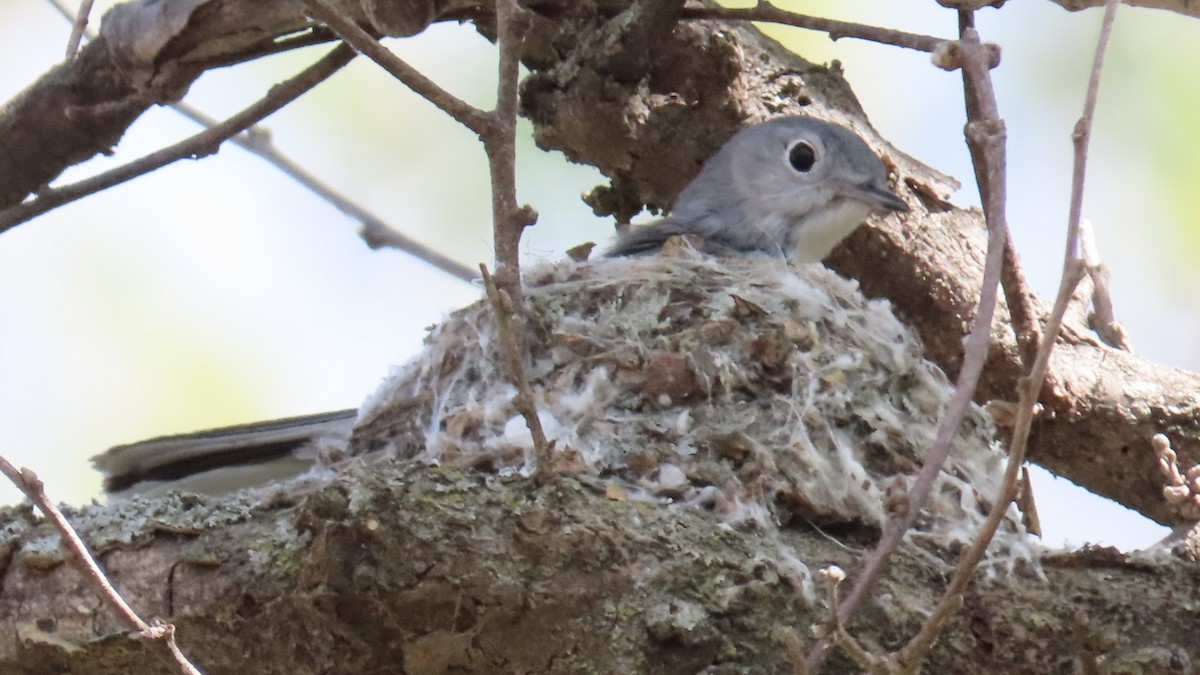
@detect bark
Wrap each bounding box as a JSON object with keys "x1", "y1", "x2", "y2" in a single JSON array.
[
  {"x1": 5, "y1": 0, "x2": 1192, "y2": 523},
  {"x1": 0, "y1": 0, "x2": 439, "y2": 220},
  {"x1": 0, "y1": 466, "x2": 1195, "y2": 674},
  {"x1": 3, "y1": 0, "x2": 1200, "y2": 671},
  {"x1": 508, "y1": 1, "x2": 1200, "y2": 527}
]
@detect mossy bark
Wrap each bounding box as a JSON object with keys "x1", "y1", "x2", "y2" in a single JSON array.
[{"x1": 0, "y1": 465, "x2": 1196, "y2": 673}]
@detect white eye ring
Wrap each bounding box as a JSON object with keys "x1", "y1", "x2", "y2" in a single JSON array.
[{"x1": 786, "y1": 140, "x2": 817, "y2": 173}]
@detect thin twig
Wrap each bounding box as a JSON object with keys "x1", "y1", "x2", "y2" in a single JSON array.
[
  {"x1": 805, "y1": 23, "x2": 1011, "y2": 672},
  {"x1": 1001, "y1": 236, "x2": 1041, "y2": 369},
  {"x1": 0, "y1": 454, "x2": 202, "y2": 674},
  {"x1": 888, "y1": 18, "x2": 1016, "y2": 668},
  {"x1": 40, "y1": 3, "x2": 469, "y2": 283},
  {"x1": 305, "y1": 0, "x2": 543, "y2": 455},
  {"x1": 1078, "y1": 219, "x2": 1132, "y2": 350},
  {"x1": 63, "y1": 0, "x2": 93, "y2": 58},
  {"x1": 815, "y1": 566, "x2": 877, "y2": 670},
  {"x1": 1016, "y1": 465, "x2": 1043, "y2": 537},
  {"x1": 303, "y1": 0, "x2": 492, "y2": 135},
  {"x1": 480, "y1": 264, "x2": 555, "y2": 482},
  {"x1": 681, "y1": 1, "x2": 946, "y2": 53},
  {"x1": 171, "y1": 103, "x2": 475, "y2": 283},
  {"x1": 483, "y1": 0, "x2": 539, "y2": 293},
  {"x1": 897, "y1": 0, "x2": 1122, "y2": 666},
  {"x1": 0, "y1": 44, "x2": 357, "y2": 234},
  {"x1": 479, "y1": 0, "x2": 544, "y2": 469}
]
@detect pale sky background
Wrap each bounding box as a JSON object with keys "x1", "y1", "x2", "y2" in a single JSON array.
[{"x1": 1, "y1": 0, "x2": 1197, "y2": 551}]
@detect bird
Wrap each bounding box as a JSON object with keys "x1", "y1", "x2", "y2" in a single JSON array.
[
  {"x1": 93, "y1": 115, "x2": 909, "y2": 496},
  {"x1": 605, "y1": 115, "x2": 907, "y2": 260},
  {"x1": 93, "y1": 408, "x2": 357, "y2": 496}
]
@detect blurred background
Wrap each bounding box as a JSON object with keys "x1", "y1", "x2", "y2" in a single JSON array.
[{"x1": 0, "y1": 0, "x2": 1194, "y2": 550}]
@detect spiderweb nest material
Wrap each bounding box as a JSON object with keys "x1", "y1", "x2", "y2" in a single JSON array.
[{"x1": 352, "y1": 254, "x2": 1038, "y2": 575}]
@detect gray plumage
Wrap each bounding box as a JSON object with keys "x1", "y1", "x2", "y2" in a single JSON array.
[
  {"x1": 606, "y1": 116, "x2": 908, "y2": 261},
  {"x1": 94, "y1": 409, "x2": 356, "y2": 496},
  {"x1": 93, "y1": 116, "x2": 909, "y2": 496}
]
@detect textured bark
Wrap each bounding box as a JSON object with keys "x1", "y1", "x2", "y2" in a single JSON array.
[
  {"x1": 829, "y1": 208, "x2": 1200, "y2": 527},
  {"x1": 0, "y1": 0, "x2": 439, "y2": 219},
  {"x1": 504, "y1": 1, "x2": 1200, "y2": 526},
  {"x1": 0, "y1": 466, "x2": 1196, "y2": 674},
  {"x1": 3, "y1": 0, "x2": 1200, "y2": 670}
]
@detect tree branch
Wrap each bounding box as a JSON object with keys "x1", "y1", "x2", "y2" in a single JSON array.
[
  {"x1": 681, "y1": 1, "x2": 946, "y2": 53},
  {"x1": 1, "y1": 464, "x2": 1196, "y2": 672},
  {"x1": 303, "y1": 0, "x2": 493, "y2": 135},
  {"x1": 0, "y1": 453, "x2": 202, "y2": 674},
  {"x1": 41, "y1": 0, "x2": 473, "y2": 283},
  {"x1": 0, "y1": 44, "x2": 357, "y2": 233},
  {"x1": 805, "y1": 18, "x2": 1014, "y2": 670},
  {"x1": 1050, "y1": 0, "x2": 1195, "y2": 20},
  {"x1": 4, "y1": 0, "x2": 1196, "y2": 526},
  {"x1": 63, "y1": 0, "x2": 95, "y2": 59},
  {"x1": 172, "y1": 102, "x2": 476, "y2": 282}
]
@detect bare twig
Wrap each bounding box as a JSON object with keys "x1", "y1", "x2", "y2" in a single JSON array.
[
  {"x1": 477, "y1": 0, "x2": 545, "y2": 468},
  {"x1": 477, "y1": 0, "x2": 544, "y2": 479},
  {"x1": 1066, "y1": 2, "x2": 1122, "y2": 291},
  {"x1": 805, "y1": 24, "x2": 1011, "y2": 671},
  {"x1": 303, "y1": 0, "x2": 492, "y2": 135},
  {"x1": 305, "y1": 0, "x2": 543, "y2": 450},
  {"x1": 1078, "y1": 219, "x2": 1132, "y2": 350},
  {"x1": 0, "y1": 454, "x2": 202, "y2": 674},
  {"x1": 897, "y1": 1, "x2": 1122, "y2": 667},
  {"x1": 483, "y1": 0, "x2": 539, "y2": 293},
  {"x1": 63, "y1": 0, "x2": 93, "y2": 59},
  {"x1": 480, "y1": 264, "x2": 555, "y2": 482},
  {"x1": 301, "y1": 0, "x2": 539, "y2": 287},
  {"x1": 681, "y1": 0, "x2": 947, "y2": 54},
  {"x1": 814, "y1": 566, "x2": 877, "y2": 670},
  {"x1": 1017, "y1": 465, "x2": 1043, "y2": 537},
  {"x1": 1001, "y1": 236, "x2": 1041, "y2": 370},
  {"x1": 171, "y1": 103, "x2": 475, "y2": 283},
  {"x1": 290, "y1": 6, "x2": 536, "y2": 467},
  {"x1": 0, "y1": 44, "x2": 356, "y2": 234},
  {"x1": 887, "y1": 18, "x2": 1018, "y2": 669},
  {"x1": 41, "y1": 3, "x2": 471, "y2": 283}
]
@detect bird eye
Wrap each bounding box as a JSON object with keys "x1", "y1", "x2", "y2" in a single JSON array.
[{"x1": 787, "y1": 141, "x2": 816, "y2": 173}]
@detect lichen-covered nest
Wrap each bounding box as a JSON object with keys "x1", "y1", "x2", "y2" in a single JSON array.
[{"x1": 350, "y1": 254, "x2": 1038, "y2": 580}]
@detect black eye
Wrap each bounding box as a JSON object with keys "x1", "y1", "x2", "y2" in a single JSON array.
[{"x1": 788, "y1": 141, "x2": 816, "y2": 172}]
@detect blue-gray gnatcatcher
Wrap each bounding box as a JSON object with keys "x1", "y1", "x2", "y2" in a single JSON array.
[
  {"x1": 606, "y1": 115, "x2": 907, "y2": 261},
  {"x1": 94, "y1": 115, "x2": 908, "y2": 495}
]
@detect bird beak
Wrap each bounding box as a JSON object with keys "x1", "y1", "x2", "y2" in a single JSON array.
[{"x1": 851, "y1": 182, "x2": 909, "y2": 214}]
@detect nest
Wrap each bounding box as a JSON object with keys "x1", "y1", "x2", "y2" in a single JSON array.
[{"x1": 351, "y1": 254, "x2": 1038, "y2": 577}]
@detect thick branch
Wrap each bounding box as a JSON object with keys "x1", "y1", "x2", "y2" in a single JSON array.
[
  {"x1": 0, "y1": 465, "x2": 1196, "y2": 673},
  {"x1": 514, "y1": 1, "x2": 1200, "y2": 526},
  {"x1": 0, "y1": 456, "x2": 202, "y2": 674},
  {"x1": 0, "y1": 44, "x2": 356, "y2": 233},
  {"x1": 0, "y1": 0, "x2": 452, "y2": 213},
  {"x1": 3, "y1": 0, "x2": 1195, "y2": 525}
]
